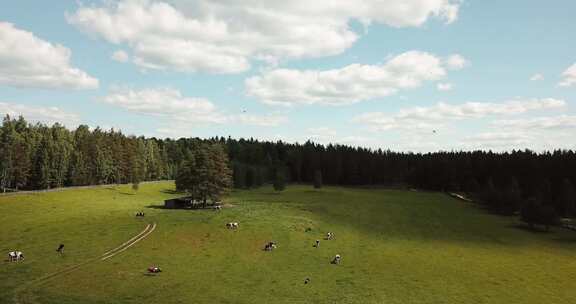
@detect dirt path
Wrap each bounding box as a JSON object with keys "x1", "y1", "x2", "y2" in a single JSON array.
[{"x1": 13, "y1": 222, "x2": 157, "y2": 304}]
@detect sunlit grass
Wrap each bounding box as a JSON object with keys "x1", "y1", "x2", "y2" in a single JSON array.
[{"x1": 1, "y1": 182, "x2": 575, "y2": 303}]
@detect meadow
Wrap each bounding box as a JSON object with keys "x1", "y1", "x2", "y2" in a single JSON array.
[{"x1": 1, "y1": 182, "x2": 575, "y2": 304}]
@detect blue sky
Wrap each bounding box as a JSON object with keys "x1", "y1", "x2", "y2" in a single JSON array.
[{"x1": 1, "y1": 0, "x2": 575, "y2": 152}]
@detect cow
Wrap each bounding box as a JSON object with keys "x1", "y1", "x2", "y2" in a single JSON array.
[
  {"x1": 331, "y1": 254, "x2": 341, "y2": 264},
  {"x1": 314, "y1": 240, "x2": 320, "y2": 248},
  {"x1": 264, "y1": 241, "x2": 277, "y2": 251},
  {"x1": 214, "y1": 206, "x2": 222, "y2": 211},
  {"x1": 147, "y1": 266, "x2": 162, "y2": 273},
  {"x1": 226, "y1": 222, "x2": 239, "y2": 229},
  {"x1": 325, "y1": 232, "x2": 334, "y2": 240},
  {"x1": 56, "y1": 244, "x2": 64, "y2": 254},
  {"x1": 8, "y1": 251, "x2": 24, "y2": 262}
]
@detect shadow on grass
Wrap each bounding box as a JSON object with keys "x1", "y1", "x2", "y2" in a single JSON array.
[
  {"x1": 507, "y1": 223, "x2": 554, "y2": 234},
  {"x1": 146, "y1": 205, "x2": 167, "y2": 209},
  {"x1": 145, "y1": 204, "x2": 219, "y2": 211},
  {"x1": 160, "y1": 189, "x2": 182, "y2": 194}
]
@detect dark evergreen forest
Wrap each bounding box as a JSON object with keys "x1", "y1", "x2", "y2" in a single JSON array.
[{"x1": 1, "y1": 115, "x2": 575, "y2": 222}]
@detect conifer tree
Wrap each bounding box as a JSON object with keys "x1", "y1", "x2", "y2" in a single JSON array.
[{"x1": 313, "y1": 169, "x2": 322, "y2": 189}]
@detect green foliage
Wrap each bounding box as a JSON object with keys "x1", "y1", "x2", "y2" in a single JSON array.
[
  {"x1": 521, "y1": 198, "x2": 541, "y2": 229},
  {"x1": 521, "y1": 198, "x2": 559, "y2": 231},
  {"x1": 555, "y1": 179, "x2": 575, "y2": 217},
  {"x1": 313, "y1": 169, "x2": 322, "y2": 189},
  {"x1": 175, "y1": 143, "x2": 232, "y2": 206},
  {"x1": 273, "y1": 166, "x2": 286, "y2": 191}
]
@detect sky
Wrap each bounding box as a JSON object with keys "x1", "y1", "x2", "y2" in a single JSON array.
[{"x1": 0, "y1": 0, "x2": 575, "y2": 152}]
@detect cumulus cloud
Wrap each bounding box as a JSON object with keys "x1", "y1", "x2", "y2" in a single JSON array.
[
  {"x1": 530, "y1": 73, "x2": 544, "y2": 81},
  {"x1": 67, "y1": 0, "x2": 461, "y2": 74},
  {"x1": 459, "y1": 132, "x2": 532, "y2": 150},
  {"x1": 234, "y1": 114, "x2": 288, "y2": 127},
  {"x1": 492, "y1": 115, "x2": 576, "y2": 130},
  {"x1": 246, "y1": 51, "x2": 465, "y2": 106},
  {"x1": 353, "y1": 98, "x2": 566, "y2": 131},
  {"x1": 0, "y1": 102, "x2": 81, "y2": 126},
  {"x1": 111, "y1": 50, "x2": 129, "y2": 62},
  {"x1": 445, "y1": 54, "x2": 468, "y2": 70},
  {"x1": 559, "y1": 63, "x2": 576, "y2": 87},
  {"x1": 437, "y1": 83, "x2": 453, "y2": 91},
  {"x1": 0, "y1": 22, "x2": 99, "y2": 89},
  {"x1": 100, "y1": 87, "x2": 287, "y2": 126}
]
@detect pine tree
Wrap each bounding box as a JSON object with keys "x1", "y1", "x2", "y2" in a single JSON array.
[
  {"x1": 273, "y1": 166, "x2": 286, "y2": 191},
  {"x1": 555, "y1": 179, "x2": 576, "y2": 217},
  {"x1": 175, "y1": 143, "x2": 232, "y2": 207},
  {"x1": 313, "y1": 169, "x2": 322, "y2": 189}
]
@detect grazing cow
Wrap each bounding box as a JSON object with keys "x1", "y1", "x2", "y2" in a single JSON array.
[
  {"x1": 325, "y1": 232, "x2": 332, "y2": 240},
  {"x1": 8, "y1": 251, "x2": 16, "y2": 262},
  {"x1": 331, "y1": 254, "x2": 341, "y2": 265},
  {"x1": 264, "y1": 241, "x2": 277, "y2": 251},
  {"x1": 147, "y1": 266, "x2": 162, "y2": 273},
  {"x1": 56, "y1": 244, "x2": 64, "y2": 254},
  {"x1": 314, "y1": 240, "x2": 320, "y2": 248},
  {"x1": 214, "y1": 206, "x2": 222, "y2": 211},
  {"x1": 304, "y1": 277, "x2": 311, "y2": 284},
  {"x1": 232, "y1": 222, "x2": 239, "y2": 229}
]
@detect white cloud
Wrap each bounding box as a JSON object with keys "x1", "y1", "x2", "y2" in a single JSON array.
[
  {"x1": 437, "y1": 83, "x2": 453, "y2": 91},
  {"x1": 445, "y1": 54, "x2": 468, "y2": 70},
  {"x1": 100, "y1": 87, "x2": 287, "y2": 127},
  {"x1": 0, "y1": 102, "x2": 81, "y2": 127},
  {"x1": 353, "y1": 98, "x2": 566, "y2": 131},
  {"x1": 530, "y1": 73, "x2": 544, "y2": 81},
  {"x1": 559, "y1": 63, "x2": 576, "y2": 87},
  {"x1": 305, "y1": 127, "x2": 376, "y2": 148},
  {"x1": 492, "y1": 115, "x2": 576, "y2": 130},
  {"x1": 0, "y1": 22, "x2": 99, "y2": 89},
  {"x1": 459, "y1": 132, "x2": 532, "y2": 150},
  {"x1": 111, "y1": 50, "x2": 129, "y2": 62},
  {"x1": 234, "y1": 114, "x2": 288, "y2": 127},
  {"x1": 67, "y1": 0, "x2": 461, "y2": 74},
  {"x1": 246, "y1": 51, "x2": 465, "y2": 106}
]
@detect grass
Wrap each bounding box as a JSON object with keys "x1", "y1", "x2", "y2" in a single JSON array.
[{"x1": 1, "y1": 182, "x2": 575, "y2": 304}]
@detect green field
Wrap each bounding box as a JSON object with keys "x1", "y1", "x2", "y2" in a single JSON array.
[{"x1": 1, "y1": 182, "x2": 575, "y2": 304}]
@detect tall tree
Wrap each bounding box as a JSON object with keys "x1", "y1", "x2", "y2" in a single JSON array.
[
  {"x1": 175, "y1": 143, "x2": 232, "y2": 207},
  {"x1": 555, "y1": 179, "x2": 576, "y2": 217},
  {"x1": 313, "y1": 169, "x2": 322, "y2": 189},
  {"x1": 273, "y1": 166, "x2": 286, "y2": 191}
]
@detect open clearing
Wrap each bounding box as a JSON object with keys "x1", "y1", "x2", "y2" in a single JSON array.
[{"x1": 1, "y1": 182, "x2": 575, "y2": 304}]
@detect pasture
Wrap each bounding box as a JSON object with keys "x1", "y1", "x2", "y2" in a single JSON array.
[{"x1": 1, "y1": 182, "x2": 575, "y2": 304}]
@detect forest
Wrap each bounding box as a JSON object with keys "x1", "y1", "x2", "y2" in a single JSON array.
[{"x1": 1, "y1": 115, "x2": 575, "y2": 223}]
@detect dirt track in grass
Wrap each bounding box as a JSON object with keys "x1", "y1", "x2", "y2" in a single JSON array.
[{"x1": 13, "y1": 222, "x2": 157, "y2": 304}]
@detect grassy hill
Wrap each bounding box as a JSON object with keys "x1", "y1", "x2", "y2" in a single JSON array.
[{"x1": 1, "y1": 182, "x2": 575, "y2": 304}]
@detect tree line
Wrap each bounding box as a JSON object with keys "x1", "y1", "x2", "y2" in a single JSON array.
[{"x1": 1, "y1": 115, "x2": 575, "y2": 227}]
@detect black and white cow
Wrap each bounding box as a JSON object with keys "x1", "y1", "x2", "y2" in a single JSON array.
[
  {"x1": 264, "y1": 241, "x2": 277, "y2": 251},
  {"x1": 8, "y1": 251, "x2": 23, "y2": 262},
  {"x1": 331, "y1": 254, "x2": 341, "y2": 264}
]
